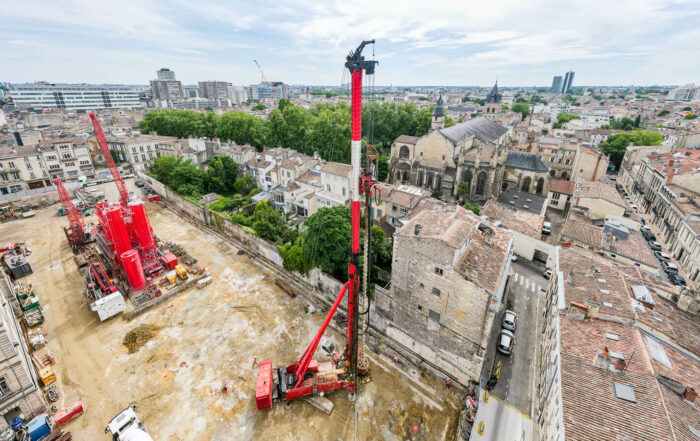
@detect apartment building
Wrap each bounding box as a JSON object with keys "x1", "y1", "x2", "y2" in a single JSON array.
[
  {"x1": 38, "y1": 138, "x2": 95, "y2": 182},
  {"x1": 571, "y1": 145, "x2": 609, "y2": 181},
  {"x1": 538, "y1": 248, "x2": 699, "y2": 441},
  {"x1": 535, "y1": 136, "x2": 577, "y2": 179},
  {"x1": 105, "y1": 135, "x2": 178, "y2": 171},
  {"x1": 198, "y1": 81, "x2": 230, "y2": 101},
  {"x1": 0, "y1": 273, "x2": 47, "y2": 429},
  {"x1": 317, "y1": 162, "x2": 352, "y2": 209}
]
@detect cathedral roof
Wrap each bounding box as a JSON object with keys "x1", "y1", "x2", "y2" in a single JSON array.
[
  {"x1": 438, "y1": 117, "x2": 508, "y2": 145},
  {"x1": 432, "y1": 94, "x2": 445, "y2": 117},
  {"x1": 485, "y1": 81, "x2": 502, "y2": 103},
  {"x1": 506, "y1": 150, "x2": 550, "y2": 172}
]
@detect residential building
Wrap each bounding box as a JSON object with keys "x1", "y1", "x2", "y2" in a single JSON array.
[
  {"x1": 228, "y1": 85, "x2": 248, "y2": 105},
  {"x1": 0, "y1": 146, "x2": 51, "y2": 194},
  {"x1": 666, "y1": 83, "x2": 700, "y2": 102},
  {"x1": 571, "y1": 145, "x2": 609, "y2": 181},
  {"x1": 0, "y1": 272, "x2": 47, "y2": 429},
  {"x1": 533, "y1": 136, "x2": 577, "y2": 180},
  {"x1": 562, "y1": 71, "x2": 575, "y2": 93},
  {"x1": 38, "y1": 137, "x2": 95, "y2": 181},
  {"x1": 618, "y1": 144, "x2": 673, "y2": 185},
  {"x1": 246, "y1": 82, "x2": 289, "y2": 100},
  {"x1": 547, "y1": 179, "x2": 575, "y2": 210},
  {"x1": 105, "y1": 134, "x2": 178, "y2": 171},
  {"x1": 249, "y1": 148, "x2": 297, "y2": 192},
  {"x1": 378, "y1": 184, "x2": 431, "y2": 228},
  {"x1": 482, "y1": 190, "x2": 555, "y2": 266},
  {"x1": 551, "y1": 76, "x2": 563, "y2": 94},
  {"x1": 538, "y1": 247, "x2": 699, "y2": 441},
  {"x1": 272, "y1": 154, "x2": 319, "y2": 212},
  {"x1": 221, "y1": 143, "x2": 256, "y2": 172},
  {"x1": 156, "y1": 68, "x2": 176, "y2": 81},
  {"x1": 572, "y1": 180, "x2": 628, "y2": 219},
  {"x1": 371, "y1": 205, "x2": 513, "y2": 385},
  {"x1": 198, "y1": 81, "x2": 231, "y2": 101},
  {"x1": 8, "y1": 83, "x2": 140, "y2": 110},
  {"x1": 317, "y1": 162, "x2": 352, "y2": 209}
]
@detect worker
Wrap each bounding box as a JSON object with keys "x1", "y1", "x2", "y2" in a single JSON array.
[
  {"x1": 252, "y1": 358, "x2": 258, "y2": 368},
  {"x1": 446, "y1": 379, "x2": 452, "y2": 389}
]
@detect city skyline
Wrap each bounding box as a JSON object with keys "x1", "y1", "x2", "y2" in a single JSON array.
[{"x1": 2, "y1": 0, "x2": 699, "y2": 87}]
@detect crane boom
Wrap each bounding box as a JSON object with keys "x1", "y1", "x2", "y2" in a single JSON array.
[
  {"x1": 253, "y1": 59, "x2": 275, "y2": 104},
  {"x1": 55, "y1": 178, "x2": 86, "y2": 250},
  {"x1": 89, "y1": 113, "x2": 129, "y2": 203}
]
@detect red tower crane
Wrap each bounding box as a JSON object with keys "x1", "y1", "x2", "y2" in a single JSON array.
[
  {"x1": 89, "y1": 113, "x2": 129, "y2": 204},
  {"x1": 55, "y1": 178, "x2": 87, "y2": 252},
  {"x1": 256, "y1": 40, "x2": 378, "y2": 411}
]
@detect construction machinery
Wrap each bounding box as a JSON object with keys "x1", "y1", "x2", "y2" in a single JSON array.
[
  {"x1": 174, "y1": 264, "x2": 188, "y2": 281},
  {"x1": 105, "y1": 406, "x2": 154, "y2": 441},
  {"x1": 253, "y1": 59, "x2": 275, "y2": 106},
  {"x1": 256, "y1": 40, "x2": 378, "y2": 410},
  {"x1": 89, "y1": 112, "x2": 129, "y2": 205},
  {"x1": 55, "y1": 178, "x2": 93, "y2": 252}
]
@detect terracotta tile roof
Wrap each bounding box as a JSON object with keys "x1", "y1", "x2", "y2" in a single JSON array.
[
  {"x1": 0, "y1": 145, "x2": 40, "y2": 158},
  {"x1": 574, "y1": 180, "x2": 626, "y2": 208},
  {"x1": 481, "y1": 198, "x2": 544, "y2": 239},
  {"x1": 454, "y1": 223, "x2": 512, "y2": 294},
  {"x1": 400, "y1": 205, "x2": 474, "y2": 249},
  {"x1": 562, "y1": 213, "x2": 658, "y2": 268},
  {"x1": 550, "y1": 179, "x2": 575, "y2": 195},
  {"x1": 321, "y1": 161, "x2": 352, "y2": 177}
]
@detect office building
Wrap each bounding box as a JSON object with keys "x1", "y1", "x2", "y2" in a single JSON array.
[
  {"x1": 156, "y1": 68, "x2": 176, "y2": 81},
  {"x1": 246, "y1": 82, "x2": 289, "y2": 100},
  {"x1": 150, "y1": 68, "x2": 184, "y2": 106},
  {"x1": 562, "y1": 71, "x2": 575, "y2": 93},
  {"x1": 8, "y1": 83, "x2": 140, "y2": 110},
  {"x1": 666, "y1": 84, "x2": 700, "y2": 102},
  {"x1": 551, "y1": 76, "x2": 563, "y2": 93},
  {"x1": 228, "y1": 85, "x2": 248, "y2": 104},
  {"x1": 198, "y1": 81, "x2": 230, "y2": 100}
]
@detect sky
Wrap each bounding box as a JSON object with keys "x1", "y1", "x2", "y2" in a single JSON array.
[{"x1": 2, "y1": 0, "x2": 699, "y2": 87}]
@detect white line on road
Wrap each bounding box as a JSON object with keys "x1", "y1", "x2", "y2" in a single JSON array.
[{"x1": 525, "y1": 279, "x2": 530, "y2": 290}]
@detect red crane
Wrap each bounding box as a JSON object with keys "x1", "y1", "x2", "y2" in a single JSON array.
[
  {"x1": 256, "y1": 40, "x2": 378, "y2": 411},
  {"x1": 89, "y1": 113, "x2": 129, "y2": 204},
  {"x1": 55, "y1": 178, "x2": 87, "y2": 252}
]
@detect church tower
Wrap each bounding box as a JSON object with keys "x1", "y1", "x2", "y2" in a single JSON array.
[
  {"x1": 484, "y1": 81, "x2": 502, "y2": 121},
  {"x1": 431, "y1": 94, "x2": 445, "y2": 131}
]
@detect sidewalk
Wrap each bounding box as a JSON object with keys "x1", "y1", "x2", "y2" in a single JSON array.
[{"x1": 471, "y1": 392, "x2": 533, "y2": 441}]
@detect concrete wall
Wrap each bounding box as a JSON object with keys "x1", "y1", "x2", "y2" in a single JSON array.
[
  {"x1": 575, "y1": 197, "x2": 626, "y2": 220},
  {"x1": 511, "y1": 229, "x2": 556, "y2": 268}
]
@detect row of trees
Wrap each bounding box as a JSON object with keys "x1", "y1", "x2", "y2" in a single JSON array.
[
  {"x1": 138, "y1": 101, "x2": 436, "y2": 165},
  {"x1": 147, "y1": 155, "x2": 250, "y2": 197}
]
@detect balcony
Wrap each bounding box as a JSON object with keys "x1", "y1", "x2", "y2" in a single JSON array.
[{"x1": 59, "y1": 156, "x2": 76, "y2": 162}]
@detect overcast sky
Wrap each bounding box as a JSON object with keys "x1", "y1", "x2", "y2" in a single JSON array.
[{"x1": 2, "y1": 0, "x2": 699, "y2": 87}]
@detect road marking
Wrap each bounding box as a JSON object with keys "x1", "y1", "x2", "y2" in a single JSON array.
[
  {"x1": 525, "y1": 279, "x2": 530, "y2": 290},
  {"x1": 531, "y1": 284, "x2": 536, "y2": 293},
  {"x1": 513, "y1": 273, "x2": 519, "y2": 283}
]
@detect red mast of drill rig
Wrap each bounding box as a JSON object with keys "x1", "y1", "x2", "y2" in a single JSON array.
[{"x1": 255, "y1": 40, "x2": 378, "y2": 411}]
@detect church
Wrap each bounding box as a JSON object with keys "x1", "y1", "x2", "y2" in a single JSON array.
[{"x1": 388, "y1": 84, "x2": 550, "y2": 203}]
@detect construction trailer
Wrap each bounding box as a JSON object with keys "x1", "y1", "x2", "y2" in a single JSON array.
[
  {"x1": 85, "y1": 262, "x2": 125, "y2": 321},
  {"x1": 256, "y1": 40, "x2": 380, "y2": 410}
]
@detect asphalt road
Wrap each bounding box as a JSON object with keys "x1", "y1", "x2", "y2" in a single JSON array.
[{"x1": 481, "y1": 259, "x2": 545, "y2": 416}]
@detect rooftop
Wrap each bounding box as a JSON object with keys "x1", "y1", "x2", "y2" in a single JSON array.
[
  {"x1": 574, "y1": 180, "x2": 627, "y2": 208},
  {"x1": 550, "y1": 179, "x2": 576, "y2": 196},
  {"x1": 438, "y1": 117, "x2": 509, "y2": 145},
  {"x1": 320, "y1": 161, "x2": 352, "y2": 177},
  {"x1": 506, "y1": 150, "x2": 549, "y2": 172}
]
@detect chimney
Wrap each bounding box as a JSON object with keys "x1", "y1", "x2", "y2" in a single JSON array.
[
  {"x1": 666, "y1": 165, "x2": 675, "y2": 185},
  {"x1": 587, "y1": 265, "x2": 596, "y2": 278},
  {"x1": 484, "y1": 229, "x2": 494, "y2": 245},
  {"x1": 414, "y1": 224, "x2": 422, "y2": 236},
  {"x1": 567, "y1": 270, "x2": 574, "y2": 283},
  {"x1": 684, "y1": 386, "x2": 697, "y2": 403}
]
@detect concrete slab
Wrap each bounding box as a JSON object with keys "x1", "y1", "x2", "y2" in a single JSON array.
[
  {"x1": 471, "y1": 392, "x2": 532, "y2": 441},
  {"x1": 302, "y1": 395, "x2": 334, "y2": 414}
]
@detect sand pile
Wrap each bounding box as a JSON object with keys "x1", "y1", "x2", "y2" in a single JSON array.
[{"x1": 124, "y1": 324, "x2": 162, "y2": 353}]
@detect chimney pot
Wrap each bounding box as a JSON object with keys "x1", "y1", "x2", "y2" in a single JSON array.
[
  {"x1": 684, "y1": 386, "x2": 697, "y2": 403},
  {"x1": 414, "y1": 224, "x2": 422, "y2": 236},
  {"x1": 603, "y1": 347, "x2": 609, "y2": 356}
]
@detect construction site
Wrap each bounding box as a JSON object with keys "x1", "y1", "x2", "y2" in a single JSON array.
[{"x1": 0, "y1": 42, "x2": 466, "y2": 440}]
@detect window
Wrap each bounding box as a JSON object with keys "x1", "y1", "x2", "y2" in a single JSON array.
[
  {"x1": 342, "y1": 187, "x2": 346, "y2": 196},
  {"x1": 68, "y1": 171, "x2": 78, "y2": 176},
  {"x1": 62, "y1": 153, "x2": 72, "y2": 160},
  {"x1": 0, "y1": 377, "x2": 10, "y2": 396},
  {"x1": 59, "y1": 144, "x2": 69, "y2": 150},
  {"x1": 29, "y1": 172, "x2": 35, "y2": 179},
  {"x1": 26, "y1": 163, "x2": 32, "y2": 170},
  {"x1": 49, "y1": 164, "x2": 61, "y2": 171},
  {"x1": 432, "y1": 287, "x2": 441, "y2": 297},
  {"x1": 8, "y1": 162, "x2": 15, "y2": 169},
  {"x1": 377, "y1": 209, "x2": 382, "y2": 218},
  {"x1": 1, "y1": 175, "x2": 8, "y2": 182},
  {"x1": 65, "y1": 162, "x2": 74, "y2": 167},
  {"x1": 45, "y1": 155, "x2": 56, "y2": 161},
  {"x1": 23, "y1": 156, "x2": 30, "y2": 162},
  {"x1": 147, "y1": 145, "x2": 152, "y2": 151},
  {"x1": 80, "y1": 160, "x2": 91, "y2": 166},
  {"x1": 265, "y1": 176, "x2": 271, "y2": 182},
  {"x1": 435, "y1": 267, "x2": 443, "y2": 276},
  {"x1": 141, "y1": 155, "x2": 146, "y2": 162},
  {"x1": 427, "y1": 309, "x2": 440, "y2": 330},
  {"x1": 551, "y1": 193, "x2": 561, "y2": 202},
  {"x1": 605, "y1": 333, "x2": 620, "y2": 341},
  {"x1": 327, "y1": 184, "x2": 331, "y2": 191},
  {"x1": 139, "y1": 146, "x2": 144, "y2": 152},
  {"x1": 149, "y1": 153, "x2": 153, "y2": 159},
  {"x1": 287, "y1": 171, "x2": 291, "y2": 178},
  {"x1": 11, "y1": 173, "x2": 19, "y2": 180},
  {"x1": 132, "y1": 147, "x2": 137, "y2": 153},
  {"x1": 9, "y1": 185, "x2": 22, "y2": 193},
  {"x1": 612, "y1": 382, "x2": 636, "y2": 403},
  {"x1": 645, "y1": 335, "x2": 671, "y2": 368}
]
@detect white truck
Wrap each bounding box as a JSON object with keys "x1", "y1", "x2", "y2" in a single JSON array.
[{"x1": 106, "y1": 407, "x2": 154, "y2": 441}]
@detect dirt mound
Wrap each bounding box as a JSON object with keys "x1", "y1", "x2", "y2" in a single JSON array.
[{"x1": 124, "y1": 324, "x2": 162, "y2": 354}]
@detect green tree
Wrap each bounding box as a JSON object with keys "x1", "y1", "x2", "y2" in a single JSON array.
[
  {"x1": 205, "y1": 155, "x2": 239, "y2": 195},
  {"x1": 277, "y1": 98, "x2": 291, "y2": 111},
  {"x1": 511, "y1": 102, "x2": 530, "y2": 120},
  {"x1": 377, "y1": 156, "x2": 389, "y2": 182},
  {"x1": 444, "y1": 116, "x2": 455, "y2": 127},
  {"x1": 278, "y1": 243, "x2": 309, "y2": 274},
  {"x1": 554, "y1": 113, "x2": 580, "y2": 129},
  {"x1": 501, "y1": 105, "x2": 510, "y2": 110},
  {"x1": 684, "y1": 113, "x2": 697, "y2": 120},
  {"x1": 600, "y1": 131, "x2": 664, "y2": 169},
  {"x1": 251, "y1": 201, "x2": 286, "y2": 242},
  {"x1": 252, "y1": 103, "x2": 267, "y2": 111},
  {"x1": 464, "y1": 203, "x2": 480, "y2": 215},
  {"x1": 457, "y1": 181, "x2": 470, "y2": 202},
  {"x1": 230, "y1": 213, "x2": 252, "y2": 226},
  {"x1": 657, "y1": 110, "x2": 670, "y2": 117},
  {"x1": 369, "y1": 225, "x2": 392, "y2": 268},
  {"x1": 234, "y1": 175, "x2": 256, "y2": 195},
  {"x1": 682, "y1": 107, "x2": 692, "y2": 111},
  {"x1": 169, "y1": 159, "x2": 206, "y2": 196},
  {"x1": 302, "y1": 206, "x2": 351, "y2": 278}
]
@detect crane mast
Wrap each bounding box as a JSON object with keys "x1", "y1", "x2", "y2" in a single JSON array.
[
  {"x1": 55, "y1": 178, "x2": 86, "y2": 252},
  {"x1": 89, "y1": 113, "x2": 129, "y2": 204},
  {"x1": 253, "y1": 59, "x2": 276, "y2": 105}
]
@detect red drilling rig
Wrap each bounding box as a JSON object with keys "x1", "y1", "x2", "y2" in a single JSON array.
[
  {"x1": 256, "y1": 40, "x2": 379, "y2": 411},
  {"x1": 89, "y1": 113, "x2": 129, "y2": 204},
  {"x1": 55, "y1": 178, "x2": 91, "y2": 253}
]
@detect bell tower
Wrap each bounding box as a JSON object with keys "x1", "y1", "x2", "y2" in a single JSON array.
[{"x1": 432, "y1": 94, "x2": 445, "y2": 131}]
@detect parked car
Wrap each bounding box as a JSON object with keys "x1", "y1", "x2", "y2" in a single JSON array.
[
  {"x1": 135, "y1": 180, "x2": 145, "y2": 188},
  {"x1": 649, "y1": 241, "x2": 662, "y2": 251},
  {"x1": 630, "y1": 204, "x2": 638, "y2": 211},
  {"x1": 543, "y1": 269, "x2": 552, "y2": 279},
  {"x1": 654, "y1": 251, "x2": 671, "y2": 261},
  {"x1": 511, "y1": 255, "x2": 518, "y2": 262},
  {"x1": 668, "y1": 273, "x2": 686, "y2": 286},
  {"x1": 642, "y1": 230, "x2": 656, "y2": 241},
  {"x1": 542, "y1": 222, "x2": 551, "y2": 235},
  {"x1": 502, "y1": 310, "x2": 517, "y2": 332},
  {"x1": 661, "y1": 261, "x2": 678, "y2": 274},
  {"x1": 497, "y1": 329, "x2": 515, "y2": 355},
  {"x1": 609, "y1": 175, "x2": 617, "y2": 181}
]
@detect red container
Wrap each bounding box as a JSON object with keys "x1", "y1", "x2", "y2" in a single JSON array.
[
  {"x1": 106, "y1": 207, "x2": 131, "y2": 258},
  {"x1": 130, "y1": 202, "x2": 155, "y2": 253},
  {"x1": 55, "y1": 399, "x2": 84, "y2": 426},
  {"x1": 160, "y1": 253, "x2": 178, "y2": 269},
  {"x1": 121, "y1": 249, "x2": 146, "y2": 290},
  {"x1": 256, "y1": 360, "x2": 273, "y2": 410}
]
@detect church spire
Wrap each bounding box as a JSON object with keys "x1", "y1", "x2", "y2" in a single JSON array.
[
  {"x1": 486, "y1": 81, "x2": 502, "y2": 103},
  {"x1": 431, "y1": 93, "x2": 445, "y2": 131}
]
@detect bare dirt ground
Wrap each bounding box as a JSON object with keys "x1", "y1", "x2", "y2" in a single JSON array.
[{"x1": 3, "y1": 191, "x2": 461, "y2": 440}]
